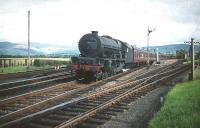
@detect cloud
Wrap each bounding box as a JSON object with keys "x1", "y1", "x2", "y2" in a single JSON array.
[
  {"x1": 0, "y1": 0, "x2": 59, "y2": 14},
  {"x1": 0, "y1": 0, "x2": 199, "y2": 47},
  {"x1": 0, "y1": 0, "x2": 58, "y2": 7},
  {"x1": 152, "y1": 0, "x2": 200, "y2": 24},
  {"x1": 154, "y1": 0, "x2": 200, "y2": 40}
]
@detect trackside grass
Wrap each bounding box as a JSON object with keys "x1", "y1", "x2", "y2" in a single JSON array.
[
  {"x1": 149, "y1": 67, "x2": 200, "y2": 128},
  {"x1": 0, "y1": 65, "x2": 52, "y2": 73}
]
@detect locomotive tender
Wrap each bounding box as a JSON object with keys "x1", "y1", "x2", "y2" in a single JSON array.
[{"x1": 70, "y1": 31, "x2": 156, "y2": 81}]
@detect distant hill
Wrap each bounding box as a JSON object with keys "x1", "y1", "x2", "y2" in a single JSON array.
[
  {"x1": 0, "y1": 42, "x2": 43, "y2": 55},
  {"x1": 0, "y1": 42, "x2": 199, "y2": 56},
  {"x1": 141, "y1": 44, "x2": 200, "y2": 54},
  {"x1": 0, "y1": 42, "x2": 79, "y2": 56}
]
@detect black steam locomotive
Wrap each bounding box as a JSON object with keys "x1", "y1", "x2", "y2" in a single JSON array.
[{"x1": 70, "y1": 31, "x2": 157, "y2": 81}]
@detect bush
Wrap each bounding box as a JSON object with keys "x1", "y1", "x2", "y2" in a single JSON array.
[{"x1": 34, "y1": 59, "x2": 41, "y2": 67}]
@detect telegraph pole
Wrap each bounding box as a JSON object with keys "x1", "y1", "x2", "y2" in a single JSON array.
[
  {"x1": 27, "y1": 10, "x2": 30, "y2": 69},
  {"x1": 147, "y1": 27, "x2": 155, "y2": 67},
  {"x1": 191, "y1": 38, "x2": 195, "y2": 80},
  {"x1": 184, "y1": 38, "x2": 200, "y2": 80}
]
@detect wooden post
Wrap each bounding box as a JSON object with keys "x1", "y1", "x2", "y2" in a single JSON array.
[
  {"x1": 185, "y1": 38, "x2": 200, "y2": 80},
  {"x1": 2, "y1": 59, "x2": 4, "y2": 68},
  {"x1": 191, "y1": 38, "x2": 195, "y2": 80},
  {"x1": 9, "y1": 59, "x2": 11, "y2": 67}
]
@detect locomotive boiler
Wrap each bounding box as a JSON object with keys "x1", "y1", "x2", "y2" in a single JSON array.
[{"x1": 79, "y1": 31, "x2": 125, "y2": 58}]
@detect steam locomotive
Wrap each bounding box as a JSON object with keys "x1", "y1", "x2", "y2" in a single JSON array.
[{"x1": 70, "y1": 31, "x2": 158, "y2": 81}]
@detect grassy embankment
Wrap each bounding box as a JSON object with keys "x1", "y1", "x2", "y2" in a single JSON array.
[
  {"x1": 0, "y1": 58, "x2": 70, "y2": 73},
  {"x1": 149, "y1": 67, "x2": 200, "y2": 128},
  {"x1": 0, "y1": 65, "x2": 53, "y2": 73}
]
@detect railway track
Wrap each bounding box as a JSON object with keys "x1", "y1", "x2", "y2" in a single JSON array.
[
  {"x1": 0, "y1": 67, "x2": 67, "y2": 82},
  {"x1": 0, "y1": 63, "x2": 189, "y2": 128},
  {"x1": 0, "y1": 72, "x2": 74, "y2": 99},
  {"x1": 0, "y1": 72, "x2": 71, "y2": 90},
  {"x1": 0, "y1": 66, "x2": 148, "y2": 127}
]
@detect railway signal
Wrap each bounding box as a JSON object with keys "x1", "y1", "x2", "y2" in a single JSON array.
[
  {"x1": 184, "y1": 38, "x2": 200, "y2": 80},
  {"x1": 147, "y1": 27, "x2": 156, "y2": 67}
]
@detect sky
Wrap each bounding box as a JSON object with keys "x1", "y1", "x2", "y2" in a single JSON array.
[{"x1": 0, "y1": 0, "x2": 199, "y2": 47}]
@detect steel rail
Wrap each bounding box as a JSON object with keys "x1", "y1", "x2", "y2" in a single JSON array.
[
  {"x1": 0, "y1": 72, "x2": 70, "y2": 90},
  {"x1": 0, "y1": 66, "x2": 147, "y2": 126},
  {"x1": 56, "y1": 65, "x2": 189, "y2": 128},
  {"x1": 0, "y1": 67, "x2": 67, "y2": 81},
  {"x1": 0, "y1": 75, "x2": 74, "y2": 99},
  {"x1": 0, "y1": 64, "x2": 188, "y2": 128},
  {"x1": 0, "y1": 66, "x2": 152, "y2": 127}
]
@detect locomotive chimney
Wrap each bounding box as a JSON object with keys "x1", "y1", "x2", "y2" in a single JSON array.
[{"x1": 91, "y1": 31, "x2": 98, "y2": 35}]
